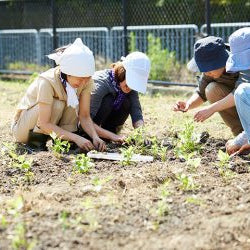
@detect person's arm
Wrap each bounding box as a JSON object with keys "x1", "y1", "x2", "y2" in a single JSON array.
[
  {"x1": 79, "y1": 90, "x2": 106, "y2": 151},
  {"x1": 93, "y1": 124, "x2": 125, "y2": 143},
  {"x1": 129, "y1": 91, "x2": 144, "y2": 128},
  {"x1": 194, "y1": 93, "x2": 234, "y2": 122},
  {"x1": 38, "y1": 103, "x2": 94, "y2": 151},
  {"x1": 173, "y1": 92, "x2": 205, "y2": 112}
]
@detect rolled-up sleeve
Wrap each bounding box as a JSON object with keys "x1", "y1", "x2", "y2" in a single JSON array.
[{"x1": 195, "y1": 74, "x2": 213, "y2": 101}]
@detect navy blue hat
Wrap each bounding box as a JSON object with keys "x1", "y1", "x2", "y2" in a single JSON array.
[{"x1": 187, "y1": 36, "x2": 229, "y2": 72}]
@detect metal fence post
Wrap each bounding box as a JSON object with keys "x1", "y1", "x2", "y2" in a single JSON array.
[
  {"x1": 205, "y1": 0, "x2": 211, "y2": 36},
  {"x1": 122, "y1": 0, "x2": 128, "y2": 56},
  {"x1": 51, "y1": 0, "x2": 57, "y2": 50}
]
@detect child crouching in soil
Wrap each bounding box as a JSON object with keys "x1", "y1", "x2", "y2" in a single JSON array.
[
  {"x1": 89, "y1": 52, "x2": 151, "y2": 143},
  {"x1": 173, "y1": 36, "x2": 243, "y2": 137},
  {"x1": 225, "y1": 28, "x2": 250, "y2": 155},
  {"x1": 11, "y1": 38, "x2": 106, "y2": 152}
]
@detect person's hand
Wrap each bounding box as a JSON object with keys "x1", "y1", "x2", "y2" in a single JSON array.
[
  {"x1": 226, "y1": 139, "x2": 240, "y2": 155},
  {"x1": 231, "y1": 143, "x2": 250, "y2": 156},
  {"x1": 110, "y1": 134, "x2": 126, "y2": 144},
  {"x1": 74, "y1": 136, "x2": 94, "y2": 151},
  {"x1": 194, "y1": 107, "x2": 215, "y2": 122},
  {"x1": 93, "y1": 136, "x2": 106, "y2": 152},
  {"x1": 173, "y1": 101, "x2": 189, "y2": 112}
]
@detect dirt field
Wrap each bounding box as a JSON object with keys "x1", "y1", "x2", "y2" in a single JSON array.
[{"x1": 1, "y1": 80, "x2": 250, "y2": 250}]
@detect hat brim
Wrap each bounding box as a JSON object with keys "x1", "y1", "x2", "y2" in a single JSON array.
[
  {"x1": 187, "y1": 58, "x2": 200, "y2": 72},
  {"x1": 126, "y1": 69, "x2": 148, "y2": 94},
  {"x1": 226, "y1": 48, "x2": 250, "y2": 72},
  {"x1": 198, "y1": 50, "x2": 229, "y2": 72}
]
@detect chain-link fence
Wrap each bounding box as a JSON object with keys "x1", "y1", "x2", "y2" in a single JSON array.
[{"x1": 0, "y1": 0, "x2": 250, "y2": 84}]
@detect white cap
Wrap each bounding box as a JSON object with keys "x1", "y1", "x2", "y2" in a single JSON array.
[
  {"x1": 47, "y1": 38, "x2": 95, "y2": 77},
  {"x1": 122, "y1": 52, "x2": 151, "y2": 94}
]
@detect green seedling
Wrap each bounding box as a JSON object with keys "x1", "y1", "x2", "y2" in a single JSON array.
[
  {"x1": 6, "y1": 196, "x2": 36, "y2": 250},
  {"x1": 185, "y1": 196, "x2": 204, "y2": 206},
  {"x1": 121, "y1": 146, "x2": 134, "y2": 166},
  {"x1": 0, "y1": 214, "x2": 7, "y2": 229},
  {"x1": 59, "y1": 210, "x2": 71, "y2": 230},
  {"x1": 8, "y1": 196, "x2": 24, "y2": 217},
  {"x1": 11, "y1": 223, "x2": 35, "y2": 250},
  {"x1": 73, "y1": 154, "x2": 94, "y2": 174},
  {"x1": 50, "y1": 131, "x2": 70, "y2": 157},
  {"x1": 125, "y1": 127, "x2": 145, "y2": 147},
  {"x1": 91, "y1": 176, "x2": 113, "y2": 187},
  {"x1": 156, "y1": 200, "x2": 169, "y2": 217},
  {"x1": 158, "y1": 145, "x2": 168, "y2": 162},
  {"x1": 177, "y1": 173, "x2": 199, "y2": 192},
  {"x1": 124, "y1": 127, "x2": 150, "y2": 154},
  {"x1": 184, "y1": 153, "x2": 201, "y2": 173},
  {"x1": 10, "y1": 153, "x2": 34, "y2": 183},
  {"x1": 216, "y1": 150, "x2": 235, "y2": 183},
  {"x1": 174, "y1": 121, "x2": 201, "y2": 158}
]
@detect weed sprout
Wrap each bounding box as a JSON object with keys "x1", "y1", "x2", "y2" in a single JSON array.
[
  {"x1": 50, "y1": 131, "x2": 70, "y2": 157},
  {"x1": 73, "y1": 154, "x2": 94, "y2": 174}
]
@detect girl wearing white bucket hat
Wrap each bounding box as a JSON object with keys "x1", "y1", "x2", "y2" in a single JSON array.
[
  {"x1": 11, "y1": 38, "x2": 106, "y2": 152},
  {"x1": 87, "y1": 51, "x2": 150, "y2": 141},
  {"x1": 225, "y1": 27, "x2": 250, "y2": 155}
]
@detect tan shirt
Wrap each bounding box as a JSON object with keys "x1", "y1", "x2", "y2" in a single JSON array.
[{"x1": 14, "y1": 66, "x2": 92, "y2": 121}]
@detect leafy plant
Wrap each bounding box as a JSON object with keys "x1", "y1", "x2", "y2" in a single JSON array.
[
  {"x1": 216, "y1": 150, "x2": 235, "y2": 183},
  {"x1": 177, "y1": 173, "x2": 199, "y2": 192},
  {"x1": 185, "y1": 196, "x2": 204, "y2": 206},
  {"x1": 0, "y1": 214, "x2": 7, "y2": 229},
  {"x1": 121, "y1": 146, "x2": 134, "y2": 166},
  {"x1": 73, "y1": 154, "x2": 94, "y2": 174},
  {"x1": 92, "y1": 176, "x2": 113, "y2": 187},
  {"x1": 59, "y1": 210, "x2": 71, "y2": 230},
  {"x1": 183, "y1": 152, "x2": 201, "y2": 173},
  {"x1": 5, "y1": 147, "x2": 34, "y2": 183},
  {"x1": 174, "y1": 122, "x2": 201, "y2": 158},
  {"x1": 50, "y1": 131, "x2": 70, "y2": 157}
]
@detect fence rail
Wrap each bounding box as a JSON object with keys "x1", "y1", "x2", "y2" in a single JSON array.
[{"x1": 1, "y1": 23, "x2": 250, "y2": 82}]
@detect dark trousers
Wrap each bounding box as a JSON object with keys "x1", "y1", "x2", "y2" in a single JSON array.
[{"x1": 93, "y1": 94, "x2": 130, "y2": 133}]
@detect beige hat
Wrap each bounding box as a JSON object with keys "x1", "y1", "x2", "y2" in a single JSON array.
[{"x1": 48, "y1": 38, "x2": 95, "y2": 77}]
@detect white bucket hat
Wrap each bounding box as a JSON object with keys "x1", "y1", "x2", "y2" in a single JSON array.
[
  {"x1": 226, "y1": 27, "x2": 250, "y2": 72},
  {"x1": 122, "y1": 52, "x2": 151, "y2": 94},
  {"x1": 48, "y1": 38, "x2": 95, "y2": 77}
]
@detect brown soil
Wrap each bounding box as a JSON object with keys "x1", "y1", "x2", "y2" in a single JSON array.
[{"x1": 1, "y1": 132, "x2": 250, "y2": 250}]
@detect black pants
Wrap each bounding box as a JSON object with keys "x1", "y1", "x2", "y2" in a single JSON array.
[{"x1": 93, "y1": 94, "x2": 130, "y2": 133}]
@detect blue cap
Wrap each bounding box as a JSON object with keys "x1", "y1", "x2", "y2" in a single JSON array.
[
  {"x1": 226, "y1": 27, "x2": 250, "y2": 72},
  {"x1": 187, "y1": 36, "x2": 229, "y2": 73}
]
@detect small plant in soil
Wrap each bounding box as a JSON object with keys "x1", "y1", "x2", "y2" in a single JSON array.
[
  {"x1": 124, "y1": 127, "x2": 150, "y2": 154},
  {"x1": 59, "y1": 210, "x2": 71, "y2": 230},
  {"x1": 177, "y1": 173, "x2": 200, "y2": 192},
  {"x1": 151, "y1": 180, "x2": 171, "y2": 222},
  {"x1": 216, "y1": 150, "x2": 236, "y2": 183},
  {"x1": 121, "y1": 146, "x2": 134, "y2": 166},
  {"x1": 185, "y1": 196, "x2": 204, "y2": 206},
  {"x1": 92, "y1": 176, "x2": 113, "y2": 188},
  {"x1": 50, "y1": 131, "x2": 70, "y2": 157},
  {"x1": 174, "y1": 121, "x2": 201, "y2": 158},
  {"x1": 0, "y1": 214, "x2": 7, "y2": 229},
  {"x1": 183, "y1": 152, "x2": 201, "y2": 173},
  {"x1": 7, "y1": 149, "x2": 34, "y2": 183},
  {"x1": 73, "y1": 154, "x2": 94, "y2": 174},
  {"x1": 7, "y1": 196, "x2": 36, "y2": 250}
]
